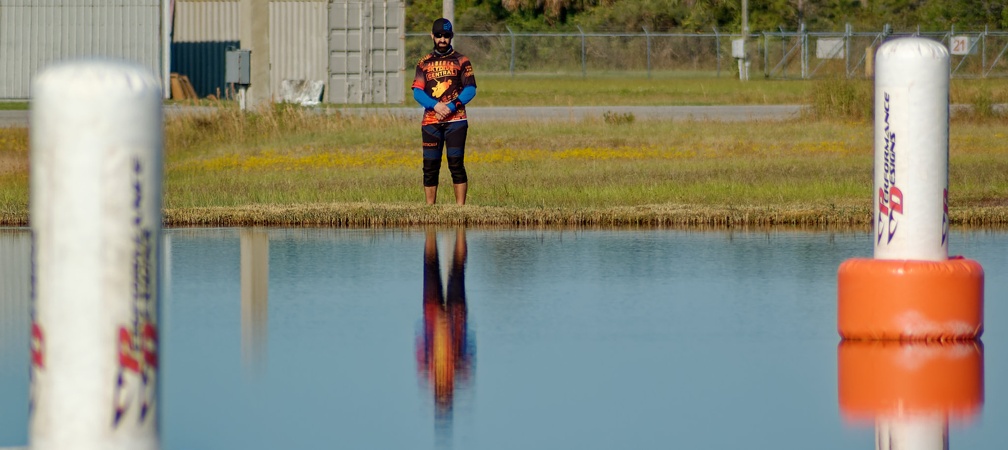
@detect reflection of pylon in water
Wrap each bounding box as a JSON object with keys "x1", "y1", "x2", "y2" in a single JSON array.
[
  {"x1": 838, "y1": 340, "x2": 983, "y2": 449},
  {"x1": 417, "y1": 228, "x2": 474, "y2": 430}
]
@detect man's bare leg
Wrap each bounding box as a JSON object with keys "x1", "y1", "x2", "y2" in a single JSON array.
[
  {"x1": 425, "y1": 186, "x2": 438, "y2": 205},
  {"x1": 453, "y1": 182, "x2": 467, "y2": 205}
]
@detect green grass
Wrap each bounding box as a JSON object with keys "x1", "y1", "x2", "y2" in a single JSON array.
[
  {"x1": 3, "y1": 76, "x2": 1008, "y2": 228},
  {"x1": 158, "y1": 105, "x2": 1008, "y2": 227},
  {"x1": 0, "y1": 101, "x2": 29, "y2": 111}
]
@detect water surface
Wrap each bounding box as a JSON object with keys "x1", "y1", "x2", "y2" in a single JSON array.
[{"x1": 1, "y1": 228, "x2": 1005, "y2": 449}]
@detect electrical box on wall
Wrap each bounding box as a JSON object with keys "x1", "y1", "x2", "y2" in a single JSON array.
[{"x1": 225, "y1": 49, "x2": 251, "y2": 85}]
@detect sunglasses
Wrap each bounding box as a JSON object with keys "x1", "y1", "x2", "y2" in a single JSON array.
[{"x1": 433, "y1": 32, "x2": 453, "y2": 39}]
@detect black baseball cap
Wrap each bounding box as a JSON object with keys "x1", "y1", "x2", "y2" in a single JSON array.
[{"x1": 432, "y1": 18, "x2": 453, "y2": 36}]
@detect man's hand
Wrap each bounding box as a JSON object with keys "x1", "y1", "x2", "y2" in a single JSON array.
[{"x1": 434, "y1": 102, "x2": 452, "y2": 120}]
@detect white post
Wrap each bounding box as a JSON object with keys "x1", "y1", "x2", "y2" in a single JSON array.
[
  {"x1": 29, "y1": 60, "x2": 163, "y2": 450},
  {"x1": 873, "y1": 38, "x2": 950, "y2": 261},
  {"x1": 876, "y1": 415, "x2": 948, "y2": 450},
  {"x1": 740, "y1": 0, "x2": 748, "y2": 81},
  {"x1": 238, "y1": 86, "x2": 247, "y2": 111}
]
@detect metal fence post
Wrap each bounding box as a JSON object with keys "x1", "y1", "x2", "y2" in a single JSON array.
[
  {"x1": 845, "y1": 23, "x2": 852, "y2": 78},
  {"x1": 763, "y1": 31, "x2": 769, "y2": 78},
  {"x1": 714, "y1": 26, "x2": 721, "y2": 77},
  {"x1": 983, "y1": 25, "x2": 988, "y2": 78},
  {"x1": 801, "y1": 22, "x2": 808, "y2": 79},
  {"x1": 577, "y1": 25, "x2": 586, "y2": 77},
  {"x1": 644, "y1": 26, "x2": 652, "y2": 78},
  {"x1": 779, "y1": 26, "x2": 786, "y2": 78},
  {"x1": 507, "y1": 25, "x2": 515, "y2": 77}
]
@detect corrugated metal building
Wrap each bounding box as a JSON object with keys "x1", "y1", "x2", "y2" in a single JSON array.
[
  {"x1": 0, "y1": 0, "x2": 165, "y2": 100},
  {"x1": 269, "y1": 1, "x2": 329, "y2": 101},
  {"x1": 171, "y1": 0, "x2": 240, "y2": 98},
  {"x1": 0, "y1": 0, "x2": 404, "y2": 103},
  {"x1": 172, "y1": 0, "x2": 404, "y2": 103}
]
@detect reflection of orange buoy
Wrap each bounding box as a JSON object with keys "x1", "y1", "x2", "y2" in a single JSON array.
[
  {"x1": 838, "y1": 341, "x2": 983, "y2": 449},
  {"x1": 838, "y1": 340, "x2": 984, "y2": 421},
  {"x1": 837, "y1": 257, "x2": 984, "y2": 341}
]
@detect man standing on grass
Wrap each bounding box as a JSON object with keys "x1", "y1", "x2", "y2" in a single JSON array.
[{"x1": 412, "y1": 18, "x2": 477, "y2": 205}]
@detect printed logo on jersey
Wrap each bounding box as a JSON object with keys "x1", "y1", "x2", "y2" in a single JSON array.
[
  {"x1": 424, "y1": 60, "x2": 460, "y2": 80},
  {"x1": 432, "y1": 80, "x2": 452, "y2": 98}
]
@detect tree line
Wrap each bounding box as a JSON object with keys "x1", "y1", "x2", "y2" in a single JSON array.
[{"x1": 406, "y1": 0, "x2": 1008, "y2": 33}]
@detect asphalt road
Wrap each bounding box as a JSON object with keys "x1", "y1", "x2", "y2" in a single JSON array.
[
  {"x1": 337, "y1": 104, "x2": 804, "y2": 121},
  {"x1": 0, "y1": 110, "x2": 29, "y2": 128},
  {"x1": 1, "y1": 104, "x2": 803, "y2": 129}
]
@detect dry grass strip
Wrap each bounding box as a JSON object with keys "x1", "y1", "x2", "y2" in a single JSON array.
[{"x1": 159, "y1": 202, "x2": 1008, "y2": 230}]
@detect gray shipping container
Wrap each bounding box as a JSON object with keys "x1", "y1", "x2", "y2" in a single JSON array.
[
  {"x1": 0, "y1": 0, "x2": 163, "y2": 100},
  {"x1": 329, "y1": 0, "x2": 404, "y2": 104}
]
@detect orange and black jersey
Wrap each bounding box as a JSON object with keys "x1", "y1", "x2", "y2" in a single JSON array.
[{"x1": 412, "y1": 49, "x2": 477, "y2": 125}]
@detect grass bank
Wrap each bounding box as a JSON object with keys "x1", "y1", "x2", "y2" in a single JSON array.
[
  {"x1": 2, "y1": 76, "x2": 1007, "y2": 229},
  {"x1": 159, "y1": 106, "x2": 1008, "y2": 228}
]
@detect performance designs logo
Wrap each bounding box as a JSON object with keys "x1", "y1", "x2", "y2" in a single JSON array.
[
  {"x1": 877, "y1": 92, "x2": 904, "y2": 245},
  {"x1": 114, "y1": 157, "x2": 158, "y2": 427},
  {"x1": 942, "y1": 188, "x2": 949, "y2": 246}
]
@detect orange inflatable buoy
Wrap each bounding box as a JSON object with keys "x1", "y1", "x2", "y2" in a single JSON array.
[{"x1": 837, "y1": 257, "x2": 983, "y2": 341}]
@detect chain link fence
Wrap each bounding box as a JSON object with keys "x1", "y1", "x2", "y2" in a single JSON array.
[{"x1": 406, "y1": 26, "x2": 1008, "y2": 79}]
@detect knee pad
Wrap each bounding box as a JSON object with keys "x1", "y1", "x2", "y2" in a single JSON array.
[
  {"x1": 447, "y1": 156, "x2": 468, "y2": 184},
  {"x1": 423, "y1": 158, "x2": 441, "y2": 186}
]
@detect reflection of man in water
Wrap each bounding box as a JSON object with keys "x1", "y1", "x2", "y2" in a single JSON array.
[{"x1": 416, "y1": 228, "x2": 474, "y2": 430}]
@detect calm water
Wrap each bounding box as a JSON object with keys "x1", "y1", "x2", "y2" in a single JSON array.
[{"x1": 1, "y1": 227, "x2": 1006, "y2": 449}]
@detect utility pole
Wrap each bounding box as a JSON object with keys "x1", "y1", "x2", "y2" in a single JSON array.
[
  {"x1": 240, "y1": 0, "x2": 270, "y2": 108},
  {"x1": 740, "y1": 0, "x2": 749, "y2": 80},
  {"x1": 742, "y1": 0, "x2": 748, "y2": 36},
  {"x1": 443, "y1": 0, "x2": 454, "y2": 26}
]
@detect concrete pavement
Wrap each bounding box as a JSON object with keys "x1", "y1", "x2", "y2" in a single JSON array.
[
  {"x1": 0, "y1": 111, "x2": 28, "y2": 128},
  {"x1": 335, "y1": 104, "x2": 803, "y2": 122}
]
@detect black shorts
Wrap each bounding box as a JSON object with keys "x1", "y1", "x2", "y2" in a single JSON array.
[
  {"x1": 422, "y1": 121, "x2": 469, "y2": 186},
  {"x1": 422, "y1": 121, "x2": 468, "y2": 160}
]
